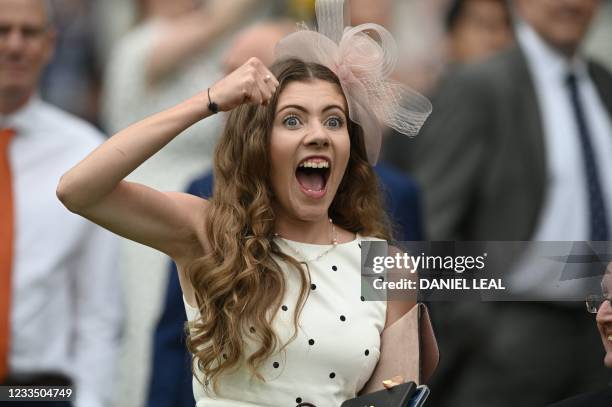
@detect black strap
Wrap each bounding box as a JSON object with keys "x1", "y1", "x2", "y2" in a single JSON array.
[{"x1": 207, "y1": 88, "x2": 219, "y2": 114}]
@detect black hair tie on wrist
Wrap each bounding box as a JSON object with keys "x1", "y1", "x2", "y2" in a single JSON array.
[{"x1": 207, "y1": 88, "x2": 219, "y2": 114}]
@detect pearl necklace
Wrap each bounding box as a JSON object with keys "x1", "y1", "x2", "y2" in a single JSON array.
[{"x1": 274, "y1": 218, "x2": 339, "y2": 263}]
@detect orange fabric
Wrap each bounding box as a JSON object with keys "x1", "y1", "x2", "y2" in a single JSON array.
[{"x1": 0, "y1": 128, "x2": 15, "y2": 382}]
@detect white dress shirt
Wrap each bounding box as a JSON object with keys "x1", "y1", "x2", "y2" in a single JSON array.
[
  {"x1": 509, "y1": 24, "x2": 612, "y2": 297},
  {"x1": 518, "y1": 23, "x2": 612, "y2": 242},
  {"x1": 0, "y1": 97, "x2": 123, "y2": 407}
]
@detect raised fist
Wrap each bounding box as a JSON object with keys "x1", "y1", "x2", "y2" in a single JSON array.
[{"x1": 209, "y1": 57, "x2": 279, "y2": 112}]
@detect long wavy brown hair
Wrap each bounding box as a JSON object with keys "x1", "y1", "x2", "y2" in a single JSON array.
[{"x1": 186, "y1": 58, "x2": 392, "y2": 393}]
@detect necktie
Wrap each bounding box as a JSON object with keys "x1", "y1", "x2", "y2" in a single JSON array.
[
  {"x1": 565, "y1": 73, "x2": 610, "y2": 241},
  {"x1": 0, "y1": 128, "x2": 15, "y2": 382}
]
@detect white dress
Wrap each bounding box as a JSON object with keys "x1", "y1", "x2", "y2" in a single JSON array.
[{"x1": 183, "y1": 235, "x2": 387, "y2": 406}]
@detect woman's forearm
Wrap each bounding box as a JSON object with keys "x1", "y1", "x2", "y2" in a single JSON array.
[{"x1": 57, "y1": 91, "x2": 212, "y2": 211}]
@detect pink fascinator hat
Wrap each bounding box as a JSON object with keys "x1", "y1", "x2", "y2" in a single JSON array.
[{"x1": 275, "y1": 0, "x2": 433, "y2": 165}]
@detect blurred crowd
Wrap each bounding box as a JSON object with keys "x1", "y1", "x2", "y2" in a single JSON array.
[
  {"x1": 40, "y1": 0, "x2": 612, "y2": 127},
  {"x1": 2, "y1": 0, "x2": 612, "y2": 406}
]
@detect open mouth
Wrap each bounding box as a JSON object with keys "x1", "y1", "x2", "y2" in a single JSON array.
[
  {"x1": 603, "y1": 327, "x2": 612, "y2": 343},
  {"x1": 295, "y1": 157, "x2": 331, "y2": 198}
]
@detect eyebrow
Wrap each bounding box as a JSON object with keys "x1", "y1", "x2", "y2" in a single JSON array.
[{"x1": 276, "y1": 104, "x2": 347, "y2": 116}]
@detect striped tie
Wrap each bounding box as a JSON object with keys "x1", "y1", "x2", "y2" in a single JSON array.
[{"x1": 0, "y1": 128, "x2": 15, "y2": 382}]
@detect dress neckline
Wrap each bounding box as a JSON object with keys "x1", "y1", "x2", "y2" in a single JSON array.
[{"x1": 273, "y1": 233, "x2": 361, "y2": 249}]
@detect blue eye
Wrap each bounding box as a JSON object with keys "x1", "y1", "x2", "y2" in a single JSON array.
[
  {"x1": 325, "y1": 116, "x2": 344, "y2": 129},
  {"x1": 283, "y1": 115, "x2": 302, "y2": 129}
]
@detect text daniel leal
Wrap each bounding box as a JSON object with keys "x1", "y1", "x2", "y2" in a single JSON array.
[
  {"x1": 373, "y1": 278, "x2": 506, "y2": 290},
  {"x1": 420, "y1": 278, "x2": 506, "y2": 290}
]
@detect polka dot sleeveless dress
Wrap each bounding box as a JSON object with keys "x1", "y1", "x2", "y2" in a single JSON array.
[{"x1": 183, "y1": 235, "x2": 386, "y2": 406}]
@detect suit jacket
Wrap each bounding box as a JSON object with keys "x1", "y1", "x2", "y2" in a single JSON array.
[
  {"x1": 384, "y1": 46, "x2": 612, "y2": 241},
  {"x1": 548, "y1": 386, "x2": 612, "y2": 407},
  {"x1": 146, "y1": 165, "x2": 424, "y2": 407},
  {"x1": 375, "y1": 164, "x2": 424, "y2": 241}
]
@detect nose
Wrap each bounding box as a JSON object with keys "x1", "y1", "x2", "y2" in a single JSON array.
[
  {"x1": 597, "y1": 300, "x2": 612, "y2": 321},
  {"x1": 303, "y1": 121, "x2": 330, "y2": 149},
  {"x1": 5, "y1": 29, "x2": 26, "y2": 54}
]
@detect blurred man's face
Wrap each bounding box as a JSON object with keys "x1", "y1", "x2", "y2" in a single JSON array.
[
  {"x1": 449, "y1": 0, "x2": 513, "y2": 63},
  {"x1": 350, "y1": 0, "x2": 392, "y2": 28},
  {"x1": 145, "y1": 0, "x2": 202, "y2": 19},
  {"x1": 0, "y1": 0, "x2": 54, "y2": 110},
  {"x1": 222, "y1": 23, "x2": 295, "y2": 75},
  {"x1": 223, "y1": 26, "x2": 279, "y2": 75},
  {"x1": 597, "y1": 266, "x2": 612, "y2": 368},
  {"x1": 517, "y1": 0, "x2": 599, "y2": 57}
]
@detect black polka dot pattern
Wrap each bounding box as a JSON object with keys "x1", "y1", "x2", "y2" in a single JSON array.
[{"x1": 218, "y1": 237, "x2": 381, "y2": 405}]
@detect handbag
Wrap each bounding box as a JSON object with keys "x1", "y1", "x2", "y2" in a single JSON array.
[
  {"x1": 341, "y1": 382, "x2": 417, "y2": 407},
  {"x1": 360, "y1": 303, "x2": 439, "y2": 394}
]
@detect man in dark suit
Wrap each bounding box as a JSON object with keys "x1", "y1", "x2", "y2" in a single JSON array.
[
  {"x1": 384, "y1": 0, "x2": 612, "y2": 405},
  {"x1": 549, "y1": 263, "x2": 612, "y2": 406}
]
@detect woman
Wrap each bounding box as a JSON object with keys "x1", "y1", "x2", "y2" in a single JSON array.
[
  {"x1": 58, "y1": 55, "x2": 411, "y2": 405},
  {"x1": 58, "y1": 0, "x2": 432, "y2": 403}
]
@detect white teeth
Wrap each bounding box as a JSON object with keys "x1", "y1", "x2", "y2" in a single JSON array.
[{"x1": 298, "y1": 159, "x2": 330, "y2": 169}]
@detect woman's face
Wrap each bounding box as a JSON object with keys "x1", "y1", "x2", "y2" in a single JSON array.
[
  {"x1": 269, "y1": 79, "x2": 350, "y2": 223},
  {"x1": 596, "y1": 266, "x2": 612, "y2": 368}
]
